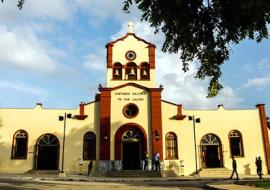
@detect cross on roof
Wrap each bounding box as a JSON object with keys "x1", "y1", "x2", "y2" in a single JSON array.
[{"x1": 128, "y1": 21, "x2": 135, "y2": 33}]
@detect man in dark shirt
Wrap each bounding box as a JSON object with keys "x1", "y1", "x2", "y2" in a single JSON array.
[
  {"x1": 256, "y1": 156, "x2": 263, "y2": 179},
  {"x1": 229, "y1": 156, "x2": 239, "y2": 180}
]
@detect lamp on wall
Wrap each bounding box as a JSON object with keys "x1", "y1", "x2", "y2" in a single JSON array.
[
  {"x1": 104, "y1": 131, "x2": 108, "y2": 141},
  {"x1": 154, "y1": 129, "x2": 160, "y2": 141}
]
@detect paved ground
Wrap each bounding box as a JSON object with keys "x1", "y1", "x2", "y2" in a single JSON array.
[
  {"x1": 0, "y1": 173, "x2": 268, "y2": 190},
  {"x1": 0, "y1": 179, "x2": 222, "y2": 190},
  {"x1": 0, "y1": 181, "x2": 219, "y2": 190}
]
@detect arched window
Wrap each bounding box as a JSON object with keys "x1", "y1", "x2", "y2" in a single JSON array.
[
  {"x1": 83, "y1": 132, "x2": 96, "y2": 160},
  {"x1": 229, "y1": 130, "x2": 244, "y2": 157},
  {"x1": 166, "y1": 132, "x2": 178, "y2": 159},
  {"x1": 112, "y1": 62, "x2": 122, "y2": 80},
  {"x1": 140, "y1": 62, "x2": 150, "y2": 80},
  {"x1": 11, "y1": 130, "x2": 28, "y2": 159},
  {"x1": 125, "y1": 62, "x2": 137, "y2": 80}
]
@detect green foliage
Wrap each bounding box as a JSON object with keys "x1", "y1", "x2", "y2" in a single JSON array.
[
  {"x1": 255, "y1": 181, "x2": 270, "y2": 188},
  {"x1": 123, "y1": 0, "x2": 270, "y2": 97},
  {"x1": 1, "y1": 0, "x2": 25, "y2": 9}
]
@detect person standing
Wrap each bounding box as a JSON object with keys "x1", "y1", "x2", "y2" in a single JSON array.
[
  {"x1": 141, "y1": 158, "x2": 145, "y2": 170},
  {"x1": 152, "y1": 152, "x2": 156, "y2": 171},
  {"x1": 88, "y1": 160, "x2": 93, "y2": 176},
  {"x1": 229, "y1": 156, "x2": 239, "y2": 180},
  {"x1": 256, "y1": 156, "x2": 263, "y2": 179},
  {"x1": 144, "y1": 151, "x2": 149, "y2": 170},
  {"x1": 154, "y1": 151, "x2": 160, "y2": 171}
]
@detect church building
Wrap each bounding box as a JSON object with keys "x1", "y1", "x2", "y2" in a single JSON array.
[{"x1": 0, "y1": 23, "x2": 269, "y2": 177}]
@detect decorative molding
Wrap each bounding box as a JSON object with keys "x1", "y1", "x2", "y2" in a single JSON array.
[
  {"x1": 114, "y1": 123, "x2": 147, "y2": 160},
  {"x1": 73, "y1": 103, "x2": 88, "y2": 120},
  {"x1": 107, "y1": 33, "x2": 155, "y2": 47},
  {"x1": 173, "y1": 105, "x2": 186, "y2": 120},
  {"x1": 99, "y1": 82, "x2": 163, "y2": 92},
  {"x1": 74, "y1": 115, "x2": 88, "y2": 120},
  {"x1": 122, "y1": 103, "x2": 139, "y2": 119},
  {"x1": 125, "y1": 50, "x2": 136, "y2": 61}
]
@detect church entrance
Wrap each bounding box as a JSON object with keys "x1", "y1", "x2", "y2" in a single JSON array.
[
  {"x1": 122, "y1": 141, "x2": 140, "y2": 170},
  {"x1": 201, "y1": 134, "x2": 223, "y2": 168},
  {"x1": 122, "y1": 130, "x2": 141, "y2": 170},
  {"x1": 115, "y1": 124, "x2": 147, "y2": 170},
  {"x1": 35, "y1": 134, "x2": 59, "y2": 170}
]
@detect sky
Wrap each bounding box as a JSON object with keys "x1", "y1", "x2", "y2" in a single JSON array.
[{"x1": 0, "y1": 0, "x2": 270, "y2": 115}]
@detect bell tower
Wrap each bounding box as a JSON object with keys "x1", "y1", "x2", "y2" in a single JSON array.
[{"x1": 106, "y1": 22, "x2": 156, "y2": 88}]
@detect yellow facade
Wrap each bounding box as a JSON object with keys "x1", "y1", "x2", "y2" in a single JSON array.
[
  {"x1": 0, "y1": 27, "x2": 269, "y2": 177},
  {"x1": 0, "y1": 103, "x2": 99, "y2": 174},
  {"x1": 110, "y1": 87, "x2": 151, "y2": 160},
  {"x1": 161, "y1": 102, "x2": 267, "y2": 175}
]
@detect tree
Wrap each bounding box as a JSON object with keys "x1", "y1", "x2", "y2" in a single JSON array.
[
  {"x1": 123, "y1": 0, "x2": 270, "y2": 97},
  {"x1": 1, "y1": 0, "x2": 25, "y2": 9}
]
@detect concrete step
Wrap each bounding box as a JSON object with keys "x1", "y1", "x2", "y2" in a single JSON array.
[
  {"x1": 199, "y1": 168, "x2": 232, "y2": 177},
  {"x1": 27, "y1": 170, "x2": 59, "y2": 174},
  {"x1": 108, "y1": 170, "x2": 161, "y2": 177}
]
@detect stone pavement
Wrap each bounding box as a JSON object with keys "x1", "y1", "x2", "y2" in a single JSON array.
[{"x1": 0, "y1": 173, "x2": 269, "y2": 189}]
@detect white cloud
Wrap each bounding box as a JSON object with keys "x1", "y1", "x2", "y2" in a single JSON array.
[
  {"x1": 24, "y1": 0, "x2": 76, "y2": 21},
  {"x1": 112, "y1": 21, "x2": 243, "y2": 109},
  {"x1": 75, "y1": 0, "x2": 140, "y2": 26},
  {"x1": 244, "y1": 58, "x2": 270, "y2": 72},
  {"x1": 156, "y1": 50, "x2": 243, "y2": 109},
  {"x1": 0, "y1": 0, "x2": 139, "y2": 26},
  {"x1": 0, "y1": 80, "x2": 47, "y2": 95},
  {"x1": 258, "y1": 58, "x2": 270, "y2": 70},
  {"x1": 0, "y1": 25, "x2": 60, "y2": 73},
  {"x1": 0, "y1": 0, "x2": 76, "y2": 24},
  {"x1": 243, "y1": 64, "x2": 253, "y2": 72},
  {"x1": 243, "y1": 75, "x2": 270, "y2": 88},
  {"x1": 111, "y1": 21, "x2": 160, "y2": 44},
  {"x1": 83, "y1": 50, "x2": 106, "y2": 72}
]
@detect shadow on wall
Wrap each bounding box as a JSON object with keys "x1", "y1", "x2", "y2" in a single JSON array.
[
  {"x1": 62, "y1": 102, "x2": 101, "y2": 174},
  {"x1": 0, "y1": 123, "x2": 96, "y2": 173},
  {"x1": 0, "y1": 118, "x2": 3, "y2": 128},
  {"x1": 0, "y1": 102, "x2": 101, "y2": 174},
  {"x1": 0, "y1": 141, "x2": 33, "y2": 172},
  {"x1": 0, "y1": 111, "x2": 142, "y2": 174},
  {"x1": 63, "y1": 123, "x2": 95, "y2": 173},
  {"x1": 243, "y1": 163, "x2": 251, "y2": 175},
  {"x1": 0, "y1": 116, "x2": 30, "y2": 172},
  {"x1": 63, "y1": 120, "x2": 124, "y2": 174},
  {"x1": 0, "y1": 117, "x2": 3, "y2": 140}
]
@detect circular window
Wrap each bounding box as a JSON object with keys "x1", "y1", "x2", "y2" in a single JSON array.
[
  {"x1": 123, "y1": 103, "x2": 139, "y2": 118},
  {"x1": 125, "y1": 50, "x2": 136, "y2": 61}
]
